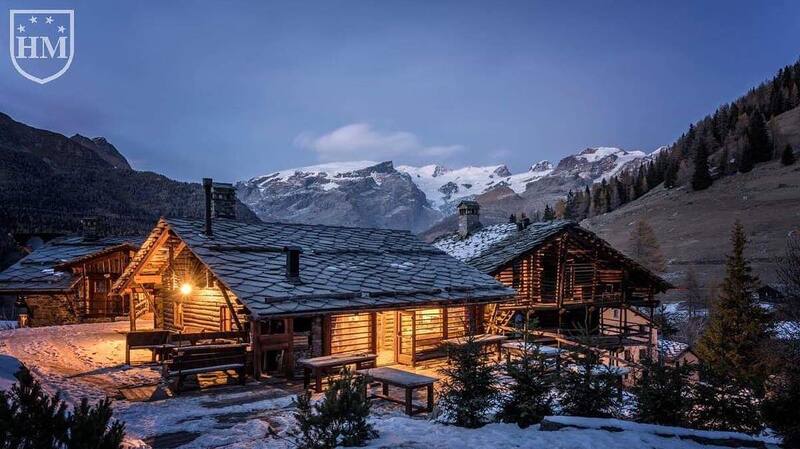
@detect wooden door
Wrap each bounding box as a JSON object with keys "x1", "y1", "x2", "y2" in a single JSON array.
[{"x1": 396, "y1": 311, "x2": 415, "y2": 365}]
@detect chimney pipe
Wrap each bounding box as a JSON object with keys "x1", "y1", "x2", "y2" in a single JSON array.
[
  {"x1": 81, "y1": 217, "x2": 100, "y2": 241},
  {"x1": 284, "y1": 246, "x2": 302, "y2": 281},
  {"x1": 203, "y1": 178, "x2": 213, "y2": 236}
]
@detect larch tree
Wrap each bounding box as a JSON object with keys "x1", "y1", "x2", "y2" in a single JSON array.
[
  {"x1": 695, "y1": 221, "x2": 773, "y2": 391},
  {"x1": 628, "y1": 219, "x2": 666, "y2": 273}
]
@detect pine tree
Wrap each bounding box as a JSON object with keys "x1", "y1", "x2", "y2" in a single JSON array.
[
  {"x1": 695, "y1": 222, "x2": 772, "y2": 391},
  {"x1": 0, "y1": 366, "x2": 124, "y2": 449},
  {"x1": 748, "y1": 110, "x2": 772, "y2": 163},
  {"x1": 294, "y1": 367, "x2": 376, "y2": 449},
  {"x1": 632, "y1": 356, "x2": 694, "y2": 427},
  {"x1": 691, "y1": 142, "x2": 713, "y2": 191},
  {"x1": 542, "y1": 204, "x2": 556, "y2": 221},
  {"x1": 498, "y1": 318, "x2": 555, "y2": 428},
  {"x1": 782, "y1": 144, "x2": 796, "y2": 165},
  {"x1": 558, "y1": 339, "x2": 621, "y2": 418},
  {"x1": 438, "y1": 334, "x2": 500, "y2": 428},
  {"x1": 761, "y1": 341, "x2": 800, "y2": 447},
  {"x1": 689, "y1": 363, "x2": 763, "y2": 434},
  {"x1": 628, "y1": 219, "x2": 666, "y2": 273},
  {"x1": 663, "y1": 160, "x2": 677, "y2": 189},
  {"x1": 739, "y1": 137, "x2": 756, "y2": 173}
]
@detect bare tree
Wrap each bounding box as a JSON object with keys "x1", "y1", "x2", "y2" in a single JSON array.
[
  {"x1": 777, "y1": 232, "x2": 800, "y2": 322},
  {"x1": 681, "y1": 269, "x2": 709, "y2": 318},
  {"x1": 629, "y1": 219, "x2": 666, "y2": 273}
]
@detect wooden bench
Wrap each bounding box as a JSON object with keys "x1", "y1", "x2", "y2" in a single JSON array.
[
  {"x1": 297, "y1": 353, "x2": 377, "y2": 393},
  {"x1": 357, "y1": 367, "x2": 437, "y2": 416},
  {"x1": 167, "y1": 330, "x2": 248, "y2": 348},
  {"x1": 123, "y1": 330, "x2": 173, "y2": 365},
  {"x1": 163, "y1": 343, "x2": 248, "y2": 393},
  {"x1": 440, "y1": 333, "x2": 508, "y2": 362}
]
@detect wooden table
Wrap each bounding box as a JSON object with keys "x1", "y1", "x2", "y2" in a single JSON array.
[
  {"x1": 357, "y1": 367, "x2": 437, "y2": 415},
  {"x1": 441, "y1": 333, "x2": 508, "y2": 361},
  {"x1": 298, "y1": 353, "x2": 377, "y2": 392}
]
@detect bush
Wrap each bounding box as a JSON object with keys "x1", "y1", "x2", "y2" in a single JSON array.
[
  {"x1": 632, "y1": 357, "x2": 694, "y2": 427},
  {"x1": 497, "y1": 340, "x2": 555, "y2": 428},
  {"x1": 437, "y1": 334, "x2": 500, "y2": 428},
  {"x1": 294, "y1": 367, "x2": 376, "y2": 449},
  {"x1": 0, "y1": 366, "x2": 124, "y2": 449}
]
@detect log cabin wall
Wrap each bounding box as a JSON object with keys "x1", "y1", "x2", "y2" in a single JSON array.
[
  {"x1": 74, "y1": 250, "x2": 134, "y2": 317},
  {"x1": 159, "y1": 243, "x2": 248, "y2": 332},
  {"x1": 329, "y1": 312, "x2": 373, "y2": 355}
]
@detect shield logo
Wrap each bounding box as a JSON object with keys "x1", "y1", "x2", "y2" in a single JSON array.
[{"x1": 9, "y1": 9, "x2": 74, "y2": 84}]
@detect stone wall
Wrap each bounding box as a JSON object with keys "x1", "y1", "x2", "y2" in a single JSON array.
[{"x1": 24, "y1": 293, "x2": 80, "y2": 327}]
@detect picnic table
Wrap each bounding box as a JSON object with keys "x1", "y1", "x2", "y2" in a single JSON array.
[
  {"x1": 163, "y1": 343, "x2": 249, "y2": 393},
  {"x1": 357, "y1": 367, "x2": 437, "y2": 415},
  {"x1": 297, "y1": 353, "x2": 377, "y2": 392},
  {"x1": 120, "y1": 330, "x2": 174, "y2": 365},
  {"x1": 440, "y1": 333, "x2": 508, "y2": 361}
]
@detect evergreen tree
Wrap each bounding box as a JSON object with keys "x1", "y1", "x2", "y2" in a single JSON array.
[
  {"x1": 632, "y1": 357, "x2": 694, "y2": 427},
  {"x1": 628, "y1": 219, "x2": 666, "y2": 273},
  {"x1": 761, "y1": 341, "x2": 800, "y2": 447},
  {"x1": 691, "y1": 142, "x2": 713, "y2": 191},
  {"x1": 558, "y1": 329, "x2": 621, "y2": 418},
  {"x1": 748, "y1": 110, "x2": 773, "y2": 163},
  {"x1": 781, "y1": 144, "x2": 796, "y2": 166},
  {"x1": 438, "y1": 334, "x2": 500, "y2": 428},
  {"x1": 0, "y1": 367, "x2": 124, "y2": 449},
  {"x1": 294, "y1": 367, "x2": 376, "y2": 449},
  {"x1": 689, "y1": 363, "x2": 763, "y2": 434},
  {"x1": 542, "y1": 204, "x2": 556, "y2": 221},
  {"x1": 498, "y1": 318, "x2": 555, "y2": 428},
  {"x1": 695, "y1": 222, "x2": 772, "y2": 391},
  {"x1": 739, "y1": 138, "x2": 755, "y2": 173},
  {"x1": 663, "y1": 160, "x2": 677, "y2": 189}
]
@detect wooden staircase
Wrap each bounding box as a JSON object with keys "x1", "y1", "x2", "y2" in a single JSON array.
[{"x1": 486, "y1": 303, "x2": 516, "y2": 334}]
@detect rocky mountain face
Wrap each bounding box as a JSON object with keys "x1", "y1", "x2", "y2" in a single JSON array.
[
  {"x1": 238, "y1": 146, "x2": 657, "y2": 236},
  {"x1": 236, "y1": 161, "x2": 440, "y2": 233},
  {"x1": 0, "y1": 112, "x2": 259, "y2": 242}
]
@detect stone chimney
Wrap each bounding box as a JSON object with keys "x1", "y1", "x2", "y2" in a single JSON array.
[
  {"x1": 457, "y1": 201, "x2": 482, "y2": 237},
  {"x1": 212, "y1": 182, "x2": 237, "y2": 219},
  {"x1": 80, "y1": 217, "x2": 100, "y2": 241},
  {"x1": 284, "y1": 246, "x2": 302, "y2": 281}
]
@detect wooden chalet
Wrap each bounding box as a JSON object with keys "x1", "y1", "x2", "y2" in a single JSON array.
[
  {"x1": 111, "y1": 180, "x2": 515, "y2": 378},
  {"x1": 0, "y1": 225, "x2": 141, "y2": 326},
  {"x1": 434, "y1": 201, "x2": 672, "y2": 366}
]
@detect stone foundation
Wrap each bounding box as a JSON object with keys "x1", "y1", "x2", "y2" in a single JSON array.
[{"x1": 23, "y1": 294, "x2": 80, "y2": 327}]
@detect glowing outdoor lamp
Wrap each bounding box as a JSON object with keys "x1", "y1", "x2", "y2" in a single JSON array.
[{"x1": 179, "y1": 282, "x2": 193, "y2": 296}]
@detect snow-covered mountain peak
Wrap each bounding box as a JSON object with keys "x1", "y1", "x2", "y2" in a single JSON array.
[{"x1": 530, "y1": 160, "x2": 553, "y2": 172}]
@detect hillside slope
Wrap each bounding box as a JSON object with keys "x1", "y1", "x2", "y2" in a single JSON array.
[
  {"x1": 0, "y1": 112, "x2": 259, "y2": 240},
  {"x1": 582, "y1": 160, "x2": 800, "y2": 294}
]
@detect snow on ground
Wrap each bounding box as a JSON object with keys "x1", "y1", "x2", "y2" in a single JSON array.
[
  {"x1": 0, "y1": 321, "x2": 781, "y2": 449},
  {"x1": 0, "y1": 320, "x2": 161, "y2": 403},
  {"x1": 0, "y1": 320, "x2": 17, "y2": 330},
  {"x1": 0, "y1": 354, "x2": 22, "y2": 390}
]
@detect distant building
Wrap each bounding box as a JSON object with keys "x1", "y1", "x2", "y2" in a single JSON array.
[
  {"x1": 0, "y1": 232, "x2": 141, "y2": 326},
  {"x1": 658, "y1": 339, "x2": 699, "y2": 366}
]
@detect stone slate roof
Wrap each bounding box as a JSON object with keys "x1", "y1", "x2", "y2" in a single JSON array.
[
  {"x1": 434, "y1": 220, "x2": 575, "y2": 273},
  {"x1": 118, "y1": 217, "x2": 515, "y2": 318},
  {"x1": 0, "y1": 236, "x2": 142, "y2": 294},
  {"x1": 434, "y1": 220, "x2": 671, "y2": 291},
  {"x1": 658, "y1": 339, "x2": 691, "y2": 361}
]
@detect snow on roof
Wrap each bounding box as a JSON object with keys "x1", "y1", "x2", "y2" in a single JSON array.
[
  {"x1": 774, "y1": 321, "x2": 800, "y2": 340},
  {"x1": 433, "y1": 223, "x2": 519, "y2": 262},
  {"x1": 658, "y1": 339, "x2": 690, "y2": 360}
]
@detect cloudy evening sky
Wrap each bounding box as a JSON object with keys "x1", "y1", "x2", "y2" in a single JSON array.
[{"x1": 1, "y1": 1, "x2": 799, "y2": 181}]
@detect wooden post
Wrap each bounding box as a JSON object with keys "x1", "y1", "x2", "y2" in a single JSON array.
[
  {"x1": 285, "y1": 318, "x2": 294, "y2": 378},
  {"x1": 252, "y1": 318, "x2": 262, "y2": 379},
  {"x1": 410, "y1": 311, "x2": 417, "y2": 367},
  {"x1": 442, "y1": 307, "x2": 449, "y2": 340},
  {"x1": 369, "y1": 312, "x2": 377, "y2": 354},
  {"x1": 129, "y1": 292, "x2": 136, "y2": 331},
  {"x1": 219, "y1": 286, "x2": 243, "y2": 331}
]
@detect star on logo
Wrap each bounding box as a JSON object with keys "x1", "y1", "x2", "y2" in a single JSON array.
[
  {"x1": 45, "y1": 16, "x2": 54, "y2": 24},
  {"x1": 17, "y1": 24, "x2": 26, "y2": 33},
  {"x1": 28, "y1": 16, "x2": 37, "y2": 24},
  {"x1": 57, "y1": 25, "x2": 66, "y2": 34}
]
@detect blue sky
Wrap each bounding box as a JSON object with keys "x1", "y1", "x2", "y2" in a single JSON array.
[{"x1": 1, "y1": 1, "x2": 799, "y2": 181}]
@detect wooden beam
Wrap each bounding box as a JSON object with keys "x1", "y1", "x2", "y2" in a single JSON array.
[{"x1": 219, "y1": 286, "x2": 244, "y2": 332}]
